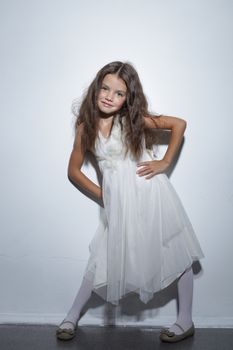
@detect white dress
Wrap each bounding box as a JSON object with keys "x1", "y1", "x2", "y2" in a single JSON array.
[{"x1": 83, "y1": 115, "x2": 204, "y2": 306}]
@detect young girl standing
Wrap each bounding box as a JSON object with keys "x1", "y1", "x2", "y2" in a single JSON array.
[{"x1": 56, "y1": 61, "x2": 204, "y2": 343}]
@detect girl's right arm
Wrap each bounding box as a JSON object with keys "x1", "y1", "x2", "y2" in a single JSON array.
[{"x1": 67, "y1": 123, "x2": 102, "y2": 200}]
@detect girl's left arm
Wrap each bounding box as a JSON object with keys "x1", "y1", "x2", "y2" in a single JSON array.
[{"x1": 137, "y1": 115, "x2": 187, "y2": 179}]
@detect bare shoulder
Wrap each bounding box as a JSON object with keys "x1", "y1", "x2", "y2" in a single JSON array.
[{"x1": 143, "y1": 115, "x2": 187, "y2": 130}]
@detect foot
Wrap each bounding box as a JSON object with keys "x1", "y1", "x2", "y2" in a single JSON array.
[
  {"x1": 167, "y1": 320, "x2": 193, "y2": 335},
  {"x1": 160, "y1": 322, "x2": 195, "y2": 343},
  {"x1": 56, "y1": 320, "x2": 77, "y2": 341}
]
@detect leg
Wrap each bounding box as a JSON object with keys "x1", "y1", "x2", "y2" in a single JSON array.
[
  {"x1": 59, "y1": 274, "x2": 94, "y2": 330},
  {"x1": 168, "y1": 265, "x2": 194, "y2": 334}
]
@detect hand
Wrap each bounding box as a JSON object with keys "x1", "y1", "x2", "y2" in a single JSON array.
[{"x1": 136, "y1": 159, "x2": 170, "y2": 179}]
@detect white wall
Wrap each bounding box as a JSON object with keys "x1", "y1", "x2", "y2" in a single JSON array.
[{"x1": 0, "y1": 0, "x2": 232, "y2": 327}]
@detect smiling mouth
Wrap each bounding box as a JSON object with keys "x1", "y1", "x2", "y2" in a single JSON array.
[{"x1": 102, "y1": 101, "x2": 113, "y2": 107}]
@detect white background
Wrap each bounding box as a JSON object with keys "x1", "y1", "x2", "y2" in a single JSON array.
[{"x1": 0, "y1": 0, "x2": 232, "y2": 327}]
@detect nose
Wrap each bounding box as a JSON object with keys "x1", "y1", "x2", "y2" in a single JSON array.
[{"x1": 105, "y1": 91, "x2": 113, "y2": 101}]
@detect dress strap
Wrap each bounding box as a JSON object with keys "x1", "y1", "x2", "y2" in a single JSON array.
[{"x1": 174, "y1": 323, "x2": 185, "y2": 333}]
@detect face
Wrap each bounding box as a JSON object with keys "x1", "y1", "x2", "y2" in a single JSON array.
[{"x1": 97, "y1": 73, "x2": 127, "y2": 115}]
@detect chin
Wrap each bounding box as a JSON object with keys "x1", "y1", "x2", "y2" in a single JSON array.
[{"x1": 98, "y1": 109, "x2": 120, "y2": 118}]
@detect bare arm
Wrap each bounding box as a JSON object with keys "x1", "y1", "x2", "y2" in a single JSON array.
[
  {"x1": 137, "y1": 115, "x2": 187, "y2": 178},
  {"x1": 67, "y1": 123, "x2": 102, "y2": 199}
]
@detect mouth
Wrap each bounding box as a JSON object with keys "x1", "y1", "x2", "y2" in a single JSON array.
[{"x1": 102, "y1": 101, "x2": 113, "y2": 107}]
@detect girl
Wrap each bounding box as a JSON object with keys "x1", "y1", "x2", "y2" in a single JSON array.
[{"x1": 56, "y1": 61, "x2": 204, "y2": 343}]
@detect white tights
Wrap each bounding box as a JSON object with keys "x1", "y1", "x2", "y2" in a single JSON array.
[
  {"x1": 59, "y1": 275, "x2": 94, "y2": 330},
  {"x1": 168, "y1": 265, "x2": 194, "y2": 334},
  {"x1": 59, "y1": 266, "x2": 193, "y2": 334}
]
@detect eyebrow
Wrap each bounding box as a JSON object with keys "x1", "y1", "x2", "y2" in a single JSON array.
[{"x1": 102, "y1": 83, "x2": 127, "y2": 94}]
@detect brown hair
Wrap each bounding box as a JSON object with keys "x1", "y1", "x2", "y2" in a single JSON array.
[{"x1": 72, "y1": 61, "x2": 158, "y2": 160}]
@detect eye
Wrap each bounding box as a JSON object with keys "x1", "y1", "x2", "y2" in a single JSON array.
[
  {"x1": 101, "y1": 86, "x2": 108, "y2": 90},
  {"x1": 117, "y1": 92, "x2": 124, "y2": 97}
]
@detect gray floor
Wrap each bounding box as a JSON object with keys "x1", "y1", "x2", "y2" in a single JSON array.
[{"x1": 0, "y1": 325, "x2": 233, "y2": 350}]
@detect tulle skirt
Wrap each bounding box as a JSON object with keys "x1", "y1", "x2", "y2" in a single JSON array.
[{"x1": 83, "y1": 153, "x2": 204, "y2": 306}]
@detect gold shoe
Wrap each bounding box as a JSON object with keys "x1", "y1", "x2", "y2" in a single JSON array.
[
  {"x1": 159, "y1": 322, "x2": 195, "y2": 343},
  {"x1": 56, "y1": 320, "x2": 77, "y2": 341}
]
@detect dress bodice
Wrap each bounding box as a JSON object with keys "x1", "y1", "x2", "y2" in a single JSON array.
[
  {"x1": 94, "y1": 116, "x2": 127, "y2": 169},
  {"x1": 94, "y1": 115, "x2": 154, "y2": 173}
]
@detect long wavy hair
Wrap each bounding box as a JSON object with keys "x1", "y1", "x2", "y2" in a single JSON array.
[{"x1": 72, "y1": 61, "x2": 159, "y2": 160}]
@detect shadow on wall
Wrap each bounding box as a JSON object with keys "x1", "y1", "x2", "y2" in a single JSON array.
[
  {"x1": 79, "y1": 260, "x2": 202, "y2": 326},
  {"x1": 68, "y1": 130, "x2": 203, "y2": 325}
]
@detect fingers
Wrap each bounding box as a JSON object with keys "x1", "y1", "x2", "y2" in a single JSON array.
[
  {"x1": 136, "y1": 165, "x2": 150, "y2": 175},
  {"x1": 136, "y1": 160, "x2": 162, "y2": 179},
  {"x1": 137, "y1": 166, "x2": 154, "y2": 177},
  {"x1": 138, "y1": 169, "x2": 156, "y2": 179},
  {"x1": 137, "y1": 161, "x2": 150, "y2": 167},
  {"x1": 145, "y1": 173, "x2": 156, "y2": 179},
  {"x1": 138, "y1": 170, "x2": 152, "y2": 177}
]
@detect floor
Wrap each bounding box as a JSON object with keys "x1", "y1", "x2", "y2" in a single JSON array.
[{"x1": 0, "y1": 324, "x2": 233, "y2": 350}]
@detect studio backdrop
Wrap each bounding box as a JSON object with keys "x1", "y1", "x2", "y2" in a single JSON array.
[{"x1": 0, "y1": 0, "x2": 232, "y2": 327}]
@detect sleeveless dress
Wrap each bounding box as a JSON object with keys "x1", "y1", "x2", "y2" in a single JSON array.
[{"x1": 83, "y1": 115, "x2": 204, "y2": 306}]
